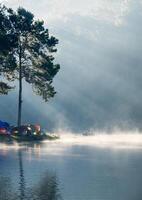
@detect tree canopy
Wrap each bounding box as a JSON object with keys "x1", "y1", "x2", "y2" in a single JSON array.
[{"x1": 0, "y1": 4, "x2": 60, "y2": 101}]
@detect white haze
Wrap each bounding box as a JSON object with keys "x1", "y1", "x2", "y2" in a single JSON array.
[
  {"x1": 1, "y1": 131, "x2": 142, "y2": 153},
  {"x1": 1, "y1": 0, "x2": 142, "y2": 132},
  {"x1": 56, "y1": 133, "x2": 142, "y2": 149}
]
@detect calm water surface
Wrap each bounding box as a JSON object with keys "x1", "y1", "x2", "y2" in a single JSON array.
[{"x1": 0, "y1": 134, "x2": 142, "y2": 200}]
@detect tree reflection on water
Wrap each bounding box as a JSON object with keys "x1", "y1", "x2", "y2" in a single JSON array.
[
  {"x1": 0, "y1": 149, "x2": 62, "y2": 200},
  {"x1": 30, "y1": 172, "x2": 62, "y2": 200},
  {"x1": 18, "y1": 150, "x2": 26, "y2": 200},
  {"x1": 0, "y1": 176, "x2": 15, "y2": 200}
]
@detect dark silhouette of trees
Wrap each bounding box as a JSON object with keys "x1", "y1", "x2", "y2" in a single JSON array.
[{"x1": 0, "y1": 5, "x2": 60, "y2": 127}]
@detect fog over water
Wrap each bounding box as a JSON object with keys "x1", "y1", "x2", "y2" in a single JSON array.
[
  {"x1": 1, "y1": 132, "x2": 142, "y2": 151},
  {"x1": 1, "y1": 133, "x2": 142, "y2": 200},
  {"x1": 1, "y1": 0, "x2": 142, "y2": 132}
]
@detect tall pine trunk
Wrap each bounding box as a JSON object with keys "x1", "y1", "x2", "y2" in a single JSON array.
[{"x1": 17, "y1": 43, "x2": 22, "y2": 127}]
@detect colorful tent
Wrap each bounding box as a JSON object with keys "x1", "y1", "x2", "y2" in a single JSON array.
[
  {"x1": 0, "y1": 120, "x2": 10, "y2": 129},
  {"x1": 0, "y1": 120, "x2": 10, "y2": 134}
]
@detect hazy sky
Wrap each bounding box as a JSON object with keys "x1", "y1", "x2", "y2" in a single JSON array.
[{"x1": 0, "y1": 0, "x2": 142, "y2": 132}]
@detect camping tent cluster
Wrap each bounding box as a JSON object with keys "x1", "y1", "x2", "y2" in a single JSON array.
[
  {"x1": 0, "y1": 120, "x2": 59, "y2": 142},
  {"x1": 0, "y1": 120, "x2": 41, "y2": 136}
]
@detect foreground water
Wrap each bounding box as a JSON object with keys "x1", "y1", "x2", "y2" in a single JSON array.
[{"x1": 0, "y1": 133, "x2": 142, "y2": 200}]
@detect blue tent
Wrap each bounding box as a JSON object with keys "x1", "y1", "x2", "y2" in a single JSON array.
[{"x1": 0, "y1": 120, "x2": 10, "y2": 129}]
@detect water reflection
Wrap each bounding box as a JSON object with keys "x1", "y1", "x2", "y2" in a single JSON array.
[
  {"x1": 18, "y1": 150, "x2": 26, "y2": 200},
  {"x1": 0, "y1": 176, "x2": 15, "y2": 200},
  {"x1": 1, "y1": 133, "x2": 142, "y2": 200},
  {"x1": 0, "y1": 150, "x2": 62, "y2": 200},
  {"x1": 31, "y1": 172, "x2": 62, "y2": 200}
]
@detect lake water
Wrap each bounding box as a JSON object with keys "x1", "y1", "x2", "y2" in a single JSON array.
[{"x1": 0, "y1": 133, "x2": 142, "y2": 200}]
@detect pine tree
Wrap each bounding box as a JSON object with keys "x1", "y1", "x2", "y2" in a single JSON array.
[{"x1": 0, "y1": 5, "x2": 60, "y2": 127}]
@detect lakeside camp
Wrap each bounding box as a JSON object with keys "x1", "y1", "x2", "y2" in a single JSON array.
[{"x1": 0, "y1": 120, "x2": 59, "y2": 142}]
